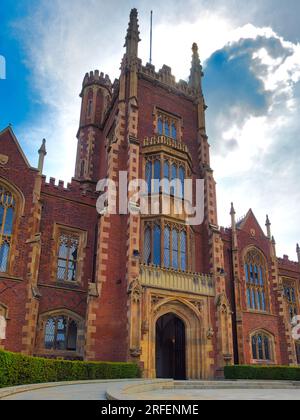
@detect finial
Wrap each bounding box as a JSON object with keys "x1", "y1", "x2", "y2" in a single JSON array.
[
  {"x1": 38, "y1": 139, "x2": 47, "y2": 174},
  {"x1": 189, "y1": 42, "x2": 203, "y2": 93},
  {"x1": 272, "y1": 236, "x2": 276, "y2": 245},
  {"x1": 230, "y1": 202, "x2": 236, "y2": 216},
  {"x1": 265, "y1": 215, "x2": 271, "y2": 240},
  {"x1": 296, "y1": 243, "x2": 300, "y2": 263},
  {"x1": 124, "y1": 8, "x2": 141, "y2": 58}
]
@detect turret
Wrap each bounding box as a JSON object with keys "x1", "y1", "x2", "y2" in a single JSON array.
[
  {"x1": 79, "y1": 70, "x2": 112, "y2": 129},
  {"x1": 38, "y1": 139, "x2": 47, "y2": 174},
  {"x1": 75, "y1": 70, "x2": 112, "y2": 182}
]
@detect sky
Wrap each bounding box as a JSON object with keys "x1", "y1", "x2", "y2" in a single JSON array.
[{"x1": 0, "y1": 0, "x2": 300, "y2": 259}]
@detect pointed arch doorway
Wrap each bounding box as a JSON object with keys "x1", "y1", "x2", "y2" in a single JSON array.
[{"x1": 155, "y1": 313, "x2": 186, "y2": 380}]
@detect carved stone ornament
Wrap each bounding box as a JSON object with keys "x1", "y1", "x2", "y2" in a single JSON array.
[
  {"x1": 128, "y1": 278, "x2": 142, "y2": 303},
  {"x1": 207, "y1": 327, "x2": 214, "y2": 340},
  {"x1": 130, "y1": 347, "x2": 142, "y2": 357},
  {"x1": 191, "y1": 300, "x2": 204, "y2": 313},
  {"x1": 0, "y1": 154, "x2": 9, "y2": 166}
]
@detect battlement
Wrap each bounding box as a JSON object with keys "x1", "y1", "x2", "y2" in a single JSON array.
[
  {"x1": 42, "y1": 176, "x2": 71, "y2": 191},
  {"x1": 278, "y1": 255, "x2": 299, "y2": 268},
  {"x1": 140, "y1": 62, "x2": 199, "y2": 99},
  {"x1": 82, "y1": 70, "x2": 112, "y2": 91}
]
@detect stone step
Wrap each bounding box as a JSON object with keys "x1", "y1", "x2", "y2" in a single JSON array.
[{"x1": 173, "y1": 381, "x2": 300, "y2": 390}]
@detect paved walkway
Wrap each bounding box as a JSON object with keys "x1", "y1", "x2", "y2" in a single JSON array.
[
  {"x1": 132, "y1": 388, "x2": 300, "y2": 400},
  {"x1": 2, "y1": 380, "x2": 300, "y2": 400},
  {"x1": 2, "y1": 382, "x2": 109, "y2": 400}
]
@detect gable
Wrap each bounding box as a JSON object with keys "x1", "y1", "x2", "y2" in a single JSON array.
[
  {"x1": 0, "y1": 126, "x2": 33, "y2": 170},
  {"x1": 237, "y1": 209, "x2": 266, "y2": 239}
]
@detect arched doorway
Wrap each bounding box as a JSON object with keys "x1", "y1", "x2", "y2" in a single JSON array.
[{"x1": 156, "y1": 313, "x2": 186, "y2": 380}]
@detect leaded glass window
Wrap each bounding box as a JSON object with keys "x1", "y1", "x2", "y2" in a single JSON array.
[
  {"x1": 164, "y1": 227, "x2": 170, "y2": 268},
  {"x1": 244, "y1": 249, "x2": 268, "y2": 312},
  {"x1": 144, "y1": 227, "x2": 151, "y2": 264},
  {"x1": 251, "y1": 332, "x2": 273, "y2": 361},
  {"x1": 296, "y1": 343, "x2": 300, "y2": 365},
  {"x1": 0, "y1": 187, "x2": 15, "y2": 273},
  {"x1": 44, "y1": 316, "x2": 78, "y2": 351},
  {"x1": 284, "y1": 284, "x2": 298, "y2": 321},
  {"x1": 153, "y1": 160, "x2": 161, "y2": 194},
  {"x1": 156, "y1": 112, "x2": 179, "y2": 140},
  {"x1": 57, "y1": 233, "x2": 79, "y2": 282},
  {"x1": 143, "y1": 223, "x2": 188, "y2": 271},
  {"x1": 146, "y1": 161, "x2": 152, "y2": 194},
  {"x1": 180, "y1": 231, "x2": 187, "y2": 271},
  {"x1": 153, "y1": 225, "x2": 161, "y2": 266},
  {"x1": 172, "y1": 229, "x2": 178, "y2": 269}
]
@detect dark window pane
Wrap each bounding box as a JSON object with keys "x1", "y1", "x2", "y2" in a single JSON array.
[
  {"x1": 163, "y1": 161, "x2": 170, "y2": 194},
  {"x1": 245, "y1": 264, "x2": 249, "y2": 283},
  {"x1": 45, "y1": 318, "x2": 55, "y2": 350},
  {"x1": 247, "y1": 288, "x2": 251, "y2": 308},
  {"x1": 0, "y1": 206, "x2": 4, "y2": 229},
  {"x1": 256, "y1": 290, "x2": 261, "y2": 311},
  {"x1": 56, "y1": 317, "x2": 66, "y2": 350},
  {"x1": 59, "y1": 242, "x2": 68, "y2": 258},
  {"x1": 165, "y1": 120, "x2": 170, "y2": 137},
  {"x1": 164, "y1": 227, "x2": 170, "y2": 268},
  {"x1": 180, "y1": 231, "x2": 186, "y2": 271},
  {"x1": 153, "y1": 225, "x2": 161, "y2": 266},
  {"x1": 264, "y1": 337, "x2": 270, "y2": 360},
  {"x1": 252, "y1": 336, "x2": 257, "y2": 359},
  {"x1": 144, "y1": 228, "x2": 151, "y2": 264},
  {"x1": 171, "y1": 122, "x2": 177, "y2": 139},
  {"x1": 67, "y1": 320, "x2": 78, "y2": 351},
  {"x1": 57, "y1": 259, "x2": 67, "y2": 280},
  {"x1": 259, "y1": 267, "x2": 264, "y2": 285},
  {"x1": 258, "y1": 335, "x2": 263, "y2": 359},
  {"x1": 249, "y1": 264, "x2": 254, "y2": 283},
  {"x1": 153, "y1": 160, "x2": 161, "y2": 194},
  {"x1": 3, "y1": 207, "x2": 14, "y2": 235},
  {"x1": 179, "y1": 167, "x2": 185, "y2": 199},
  {"x1": 172, "y1": 229, "x2": 178, "y2": 269},
  {"x1": 0, "y1": 242, "x2": 10, "y2": 272},
  {"x1": 261, "y1": 292, "x2": 266, "y2": 311},
  {"x1": 251, "y1": 289, "x2": 255, "y2": 309},
  {"x1": 158, "y1": 118, "x2": 163, "y2": 135},
  {"x1": 146, "y1": 161, "x2": 152, "y2": 194}
]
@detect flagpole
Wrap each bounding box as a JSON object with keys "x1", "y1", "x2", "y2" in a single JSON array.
[{"x1": 150, "y1": 10, "x2": 153, "y2": 64}]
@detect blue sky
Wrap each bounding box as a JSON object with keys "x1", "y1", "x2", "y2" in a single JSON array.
[{"x1": 1, "y1": 0, "x2": 300, "y2": 259}]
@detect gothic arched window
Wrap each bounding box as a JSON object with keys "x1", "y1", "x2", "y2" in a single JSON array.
[
  {"x1": 57, "y1": 233, "x2": 79, "y2": 282},
  {"x1": 143, "y1": 222, "x2": 188, "y2": 271},
  {"x1": 251, "y1": 331, "x2": 273, "y2": 361},
  {"x1": 164, "y1": 226, "x2": 170, "y2": 268},
  {"x1": 244, "y1": 249, "x2": 268, "y2": 312},
  {"x1": 44, "y1": 315, "x2": 78, "y2": 351},
  {"x1": 156, "y1": 111, "x2": 179, "y2": 140},
  {"x1": 145, "y1": 161, "x2": 152, "y2": 194},
  {"x1": 284, "y1": 283, "x2": 298, "y2": 322},
  {"x1": 0, "y1": 187, "x2": 15, "y2": 273}
]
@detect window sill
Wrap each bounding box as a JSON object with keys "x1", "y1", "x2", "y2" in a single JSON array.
[
  {"x1": 251, "y1": 359, "x2": 275, "y2": 365},
  {"x1": 0, "y1": 273, "x2": 23, "y2": 282},
  {"x1": 244, "y1": 309, "x2": 272, "y2": 316}
]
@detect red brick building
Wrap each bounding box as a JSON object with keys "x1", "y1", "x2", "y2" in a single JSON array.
[{"x1": 0, "y1": 9, "x2": 299, "y2": 379}]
